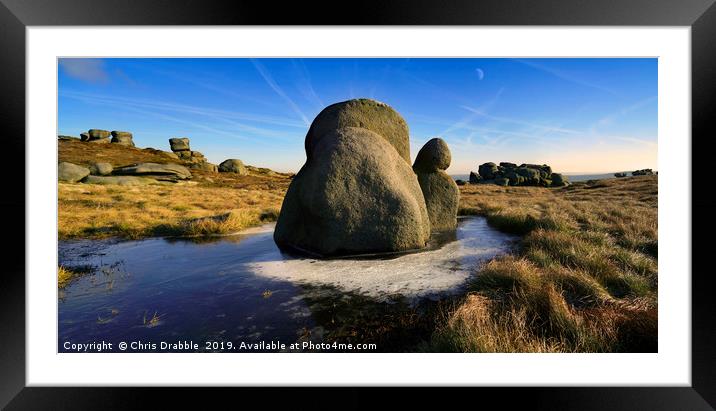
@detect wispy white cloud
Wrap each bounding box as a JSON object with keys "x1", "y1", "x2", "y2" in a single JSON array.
[
  {"x1": 59, "y1": 59, "x2": 109, "y2": 83},
  {"x1": 593, "y1": 96, "x2": 657, "y2": 129},
  {"x1": 440, "y1": 87, "x2": 505, "y2": 135},
  {"x1": 513, "y1": 59, "x2": 620, "y2": 96},
  {"x1": 140, "y1": 65, "x2": 283, "y2": 110},
  {"x1": 60, "y1": 90, "x2": 303, "y2": 141},
  {"x1": 61, "y1": 90, "x2": 305, "y2": 129},
  {"x1": 292, "y1": 59, "x2": 324, "y2": 110},
  {"x1": 610, "y1": 135, "x2": 657, "y2": 148},
  {"x1": 250, "y1": 59, "x2": 311, "y2": 126},
  {"x1": 460, "y1": 105, "x2": 582, "y2": 135}
]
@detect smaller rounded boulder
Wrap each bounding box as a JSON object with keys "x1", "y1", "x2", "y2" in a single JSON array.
[
  {"x1": 89, "y1": 162, "x2": 113, "y2": 176},
  {"x1": 59, "y1": 162, "x2": 90, "y2": 183},
  {"x1": 412, "y1": 138, "x2": 451, "y2": 173},
  {"x1": 413, "y1": 137, "x2": 459, "y2": 231},
  {"x1": 219, "y1": 159, "x2": 248, "y2": 175}
]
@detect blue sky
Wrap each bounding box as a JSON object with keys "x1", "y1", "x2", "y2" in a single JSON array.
[{"x1": 58, "y1": 58, "x2": 657, "y2": 174}]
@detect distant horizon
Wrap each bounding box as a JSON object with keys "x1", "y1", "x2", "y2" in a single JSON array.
[
  {"x1": 58, "y1": 58, "x2": 657, "y2": 174},
  {"x1": 450, "y1": 169, "x2": 657, "y2": 177}
]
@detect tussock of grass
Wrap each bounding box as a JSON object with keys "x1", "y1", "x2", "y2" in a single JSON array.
[
  {"x1": 180, "y1": 209, "x2": 272, "y2": 236},
  {"x1": 58, "y1": 266, "x2": 77, "y2": 288},
  {"x1": 433, "y1": 176, "x2": 658, "y2": 352}
]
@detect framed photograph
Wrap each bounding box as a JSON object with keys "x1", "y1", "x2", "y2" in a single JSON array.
[{"x1": 3, "y1": 0, "x2": 714, "y2": 408}]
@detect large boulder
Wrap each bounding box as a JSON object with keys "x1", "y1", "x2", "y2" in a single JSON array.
[
  {"x1": 632, "y1": 169, "x2": 654, "y2": 176},
  {"x1": 218, "y1": 159, "x2": 248, "y2": 175},
  {"x1": 169, "y1": 137, "x2": 190, "y2": 152},
  {"x1": 305, "y1": 99, "x2": 411, "y2": 163},
  {"x1": 58, "y1": 162, "x2": 90, "y2": 183},
  {"x1": 110, "y1": 131, "x2": 135, "y2": 147},
  {"x1": 413, "y1": 138, "x2": 459, "y2": 231},
  {"x1": 80, "y1": 132, "x2": 90, "y2": 142},
  {"x1": 89, "y1": 162, "x2": 113, "y2": 176},
  {"x1": 274, "y1": 126, "x2": 430, "y2": 256},
  {"x1": 469, "y1": 171, "x2": 481, "y2": 184},
  {"x1": 113, "y1": 162, "x2": 192, "y2": 181}
]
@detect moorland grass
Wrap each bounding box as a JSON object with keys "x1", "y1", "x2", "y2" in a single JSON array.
[
  {"x1": 58, "y1": 182, "x2": 285, "y2": 239},
  {"x1": 430, "y1": 176, "x2": 658, "y2": 352}
]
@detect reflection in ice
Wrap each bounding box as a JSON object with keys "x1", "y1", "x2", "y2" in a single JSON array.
[{"x1": 247, "y1": 217, "x2": 516, "y2": 299}]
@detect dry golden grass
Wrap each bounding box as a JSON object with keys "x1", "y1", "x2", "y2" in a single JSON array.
[
  {"x1": 58, "y1": 266, "x2": 77, "y2": 288},
  {"x1": 431, "y1": 176, "x2": 658, "y2": 352},
  {"x1": 58, "y1": 182, "x2": 286, "y2": 239}
]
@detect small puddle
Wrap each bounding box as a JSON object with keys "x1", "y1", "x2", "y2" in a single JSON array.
[{"x1": 58, "y1": 216, "x2": 517, "y2": 352}]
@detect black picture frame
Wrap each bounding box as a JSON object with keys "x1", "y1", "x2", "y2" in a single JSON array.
[{"x1": 2, "y1": 0, "x2": 714, "y2": 409}]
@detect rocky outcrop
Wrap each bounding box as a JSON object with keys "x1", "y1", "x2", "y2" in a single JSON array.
[
  {"x1": 89, "y1": 162, "x2": 113, "y2": 176},
  {"x1": 614, "y1": 172, "x2": 627, "y2": 178},
  {"x1": 110, "y1": 131, "x2": 135, "y2": 147},
  {"x1": 113, "y1": 162, "x2": 191, "y2": 181},
  {"x1": 167, "y1": 138, "x2": 216, "y2": 172},
  {"x1": 218, "y1": 159, "x2": 248, "y2": 175},
  {"x1": 274, "y1": 100, "x2": 431, "y2": 257},
  {"x1": 632, "y1": 169, "x2": 654, "y2": 176},
  {"x1": 413, "y1": 138, "x2": 459, "y2": 231},
  {"x1": 58, "y1": 162, "x2": 90, "y2": 183},
  {"x1": 473, "y1": 162, "x2": 567, "y2": 187}
]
